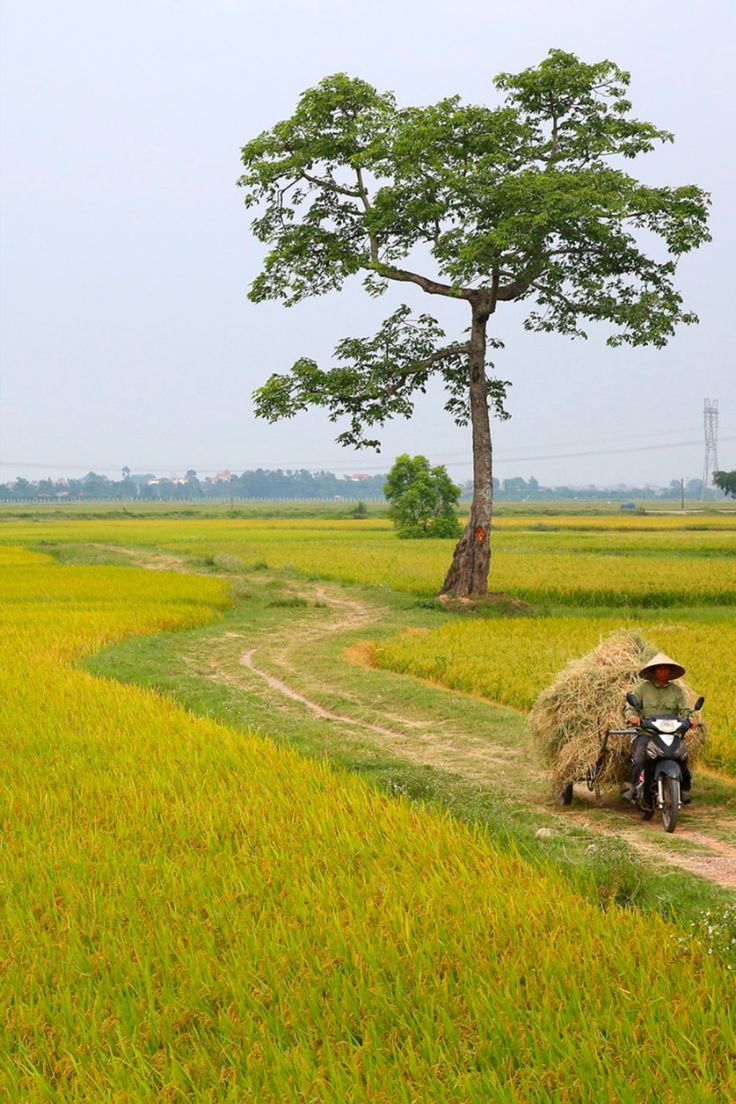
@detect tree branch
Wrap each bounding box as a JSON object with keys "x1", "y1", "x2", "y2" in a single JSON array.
[
  {"x1": 355, "y1": 166, "x2": 379, "y2": 263},
  {"x1": 355, "y1": 166, "x2": 371, "y2": 211},
  {"x1": 528, "y1": 281, "x2": 586, "y2": 313},
  {"x1": 495, "y1": 275, "x2": 534, "y2": 301},
  {"x1": 374, "y1": 263, "x2": 474, "y2": 300},
  {"x1": 298, "y1": 170, "x2": 362, "y2": 197},
  {"x1": 490, "y1": 267, "x2": 500, "y2": 311},
  {"x1": 407, "y1": 342, "x2": 471, "y2": 371}
]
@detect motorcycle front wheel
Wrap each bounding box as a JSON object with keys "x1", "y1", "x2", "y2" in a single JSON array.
[{"x1": 661, "y1": 776, "x2": 680, "y2": 833}]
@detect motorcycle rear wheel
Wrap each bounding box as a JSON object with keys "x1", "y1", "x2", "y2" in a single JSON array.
[{"x1": 661, "y1": 776, "x2": 680, "y2": 833}]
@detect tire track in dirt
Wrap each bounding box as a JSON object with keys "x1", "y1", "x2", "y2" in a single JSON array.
[{"x1": 232, "y1": 579, "x2": 519, "y2": 778}]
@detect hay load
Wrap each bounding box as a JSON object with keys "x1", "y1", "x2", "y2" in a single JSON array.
[{"x1": 529, "y1": 630, "x2": 707, "y2": 791}]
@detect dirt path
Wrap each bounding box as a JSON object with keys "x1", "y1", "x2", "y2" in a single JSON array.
[
  {"x1": 94, "y1": 544, "x2": 736, "y2": 892},
  {"x1": 232, "y1": 577, "x2": 736, "y2": 890},
  {"x1": 567, "y1": 809, "x2": 736, "y2": 889},
  {"x1": 233, "y1": 587, "x2": 518, "y2": 778},
  {"x1": 92, "y1": 544, "x2": 190, "y2": 572},
  {"x1": 624, "y1": 830, "x2": 736, "y2": 888}
]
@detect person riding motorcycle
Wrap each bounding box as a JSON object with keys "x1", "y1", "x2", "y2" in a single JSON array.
[{"x1": 624, "y1": 652, "x2": 699, "y2": 805}]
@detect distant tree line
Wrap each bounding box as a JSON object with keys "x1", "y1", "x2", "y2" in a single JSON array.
[
  {"x1": 490, "y1": 476, "x2": 725, "y2": 501},
  {"x1": 0, "y1": 469, "x2": 729, "y2": 503},
  {"x1": 0, "y1": 469, "x2": 387, "y2": 502}
]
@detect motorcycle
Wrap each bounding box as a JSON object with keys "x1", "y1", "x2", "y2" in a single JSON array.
[{"x1": 625, "y1": 691, "x2": 704, "y2": 833}]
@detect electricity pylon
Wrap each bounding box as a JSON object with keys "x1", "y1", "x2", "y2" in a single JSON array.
[{"x1": 701, "y1": 398, "x2": 719, "y2": 498}]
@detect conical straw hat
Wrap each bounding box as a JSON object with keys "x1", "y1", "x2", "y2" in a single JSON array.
[{"x1": 638, "y1": 651, "x2": 686, "y2": 681}]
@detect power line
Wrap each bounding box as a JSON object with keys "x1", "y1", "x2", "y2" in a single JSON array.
[
  {"x1": 493, "y1": 435, "x2": 736, "y2": 467},
  {"x1": 2, "y1": 435, "x2": 734, "y2": 476}
]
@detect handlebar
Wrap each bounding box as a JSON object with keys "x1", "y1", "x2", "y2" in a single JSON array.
[{"x1": 631, "y1": 717, "x2": 693, "y2": 736}]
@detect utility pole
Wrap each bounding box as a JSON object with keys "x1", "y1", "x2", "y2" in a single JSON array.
[{"x1": 702, "y1": 398, "x2": 719, "y2": 500}]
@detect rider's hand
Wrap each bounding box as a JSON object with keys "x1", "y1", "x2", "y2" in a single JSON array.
[
  {"x1": 629, "y1": 716, "x2": 640, "y2": 726},
  {"x1": 689, "y1": 718, "x2": 699, "y2": 728}
]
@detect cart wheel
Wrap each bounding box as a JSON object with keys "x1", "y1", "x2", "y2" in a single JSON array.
[
  {"x1": 586, "y1": 761, "x2": 602, "y2": 792},
  {"x1": 558, "y1": 782, "x2": 574, "y2": 805}
]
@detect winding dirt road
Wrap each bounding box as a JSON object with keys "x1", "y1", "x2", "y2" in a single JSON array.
[
  {"x1": 98, "y1": 544, "x2": 736, "y2": 891},
  {"x1": 230, "y1": 576, "x2": 736, "y2": 890}
]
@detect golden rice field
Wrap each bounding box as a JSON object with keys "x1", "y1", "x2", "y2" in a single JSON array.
[
  {"x1": 1, "y1": 513, "x2": 734, "y2": 604},
  {"x1": 2, "y1": 545, "x2": 735, "y2": 1100},
  {"x1": 492, "y1": 513, "x2": 736, "y2": 529}
]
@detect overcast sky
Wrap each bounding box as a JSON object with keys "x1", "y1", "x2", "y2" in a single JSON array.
[{"x1": 1, "y1": 0, "x2": 734, "y2": 487}]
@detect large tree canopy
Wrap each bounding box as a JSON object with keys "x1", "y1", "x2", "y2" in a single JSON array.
[{"x1": 239, "y1": 50, "x2": 710, "y2": 596}]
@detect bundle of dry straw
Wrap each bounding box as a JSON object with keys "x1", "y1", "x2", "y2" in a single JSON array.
[{"x1": 529, "y1": 630, "x2": 707, "y2": 791}]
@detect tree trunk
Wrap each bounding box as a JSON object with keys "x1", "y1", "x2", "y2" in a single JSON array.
[{"x1": 440, "y1": 303, "x2": 493, "y2": 597}]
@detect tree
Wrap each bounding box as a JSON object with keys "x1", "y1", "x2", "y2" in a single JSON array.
[
  {"x1": 12, "y1": 478, "x2": 34, "y2": 499},
  {"x1": 713, "y1": 471, "x2": 736, "y2": 498},
  {"x1": 384, "y1": 454, "x2": 461, "y2": 538},
  {"x1": 239, "y1": 50, "x2": 709, "y2": 596},
  {"x1": 502, "y1": 476, "x2": 530, "y2": 498}
]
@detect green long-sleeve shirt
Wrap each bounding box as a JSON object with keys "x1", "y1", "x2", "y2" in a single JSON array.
[{"x1": 624, "y1": 680, "x2": 689, "y2": 723}]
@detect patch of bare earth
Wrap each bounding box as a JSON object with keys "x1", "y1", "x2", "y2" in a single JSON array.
[
  {"x1": 437, "y1": 591, "x2": 535, "y2": 616},
  {"x1": 91, "y1": 544, "x2": 189, "y2": 573},
  {"x1": 586, "y1": 820, "x2": 736, "y2": 889},
  {"x1": 562, "y1": 790, "x2": 736, "y2": 890}
]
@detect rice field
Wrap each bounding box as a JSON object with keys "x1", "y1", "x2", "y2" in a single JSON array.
[
  {"x1": 2, "y1": 544, "x2": 735, "y2": 1101},
  {"x1": 1, "y1": 513, "x2": 734, "y2": 605}
]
